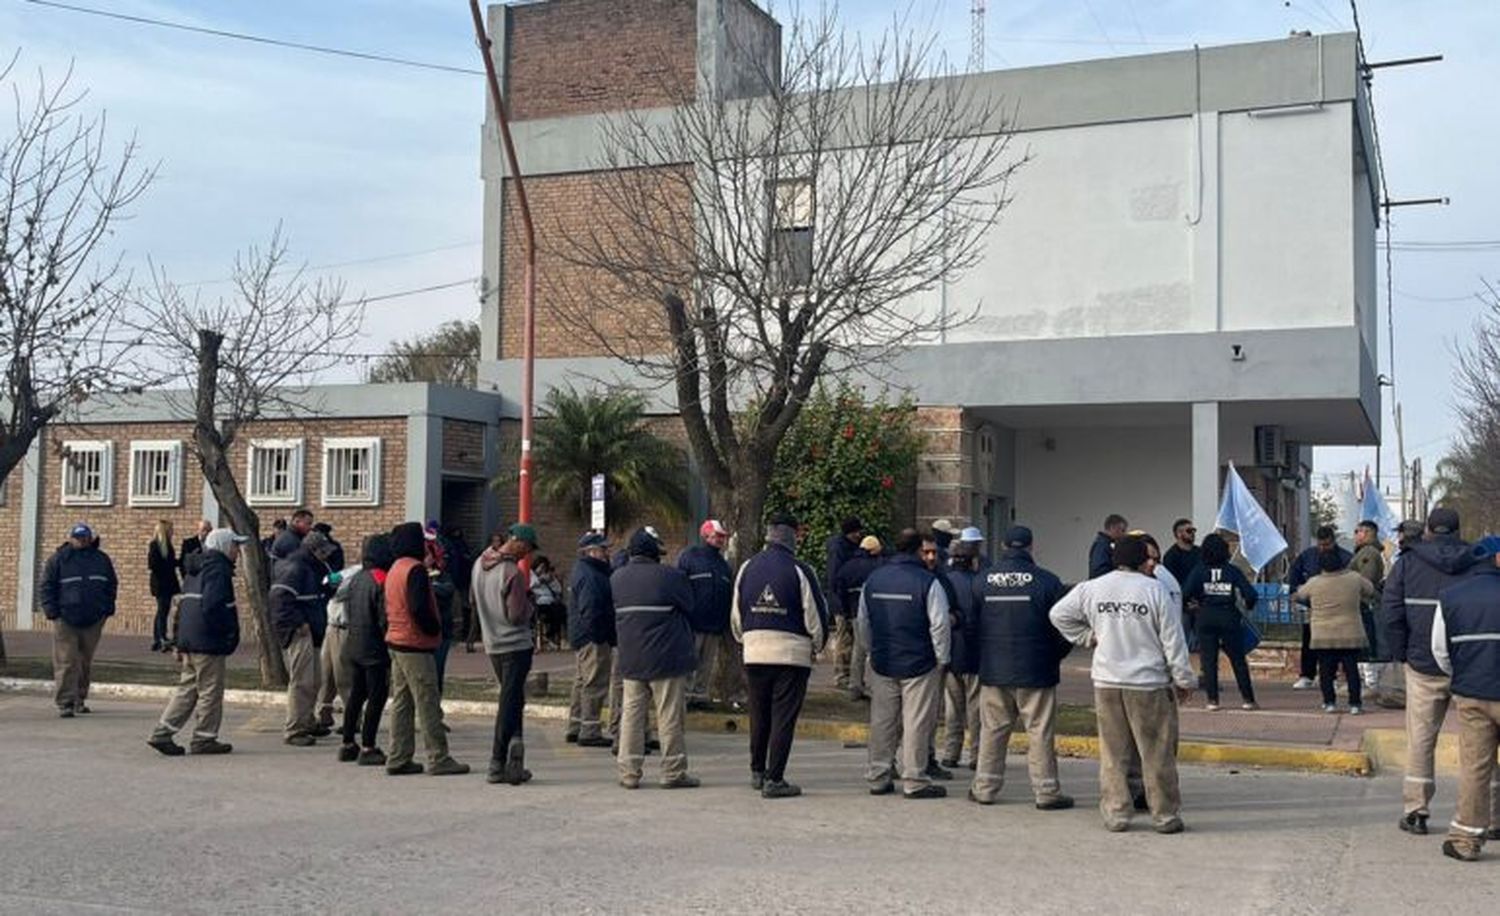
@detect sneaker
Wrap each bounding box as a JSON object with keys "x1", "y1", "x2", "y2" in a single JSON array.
[
  {"x1": 1348, "y1": 705, "x2": 1364, "y2": 716},
  {"x1": 284, "y1": 734, "x2": 316, "y2": 748},
  {"x1": 1204, "y1": 703, "x2": 1220, "y2": 712},
  {"x1": 1036, "y1": 795, "x2": 1076, "y2": 811},
  {"x1": 925, "y1": 761, "x2": 954, "y2": 781},
  {"x1": 429, "y1": 757, "x2": 471, "y2": 777},
  {"x1": 968, "y1": 789, "x2": 997, "y2": 806},
  {"x1": 386, "y1": 761, "x2": 425, "y2": 776},
  {"x1": 58, "y1": 707, "x2": 75, "y2": 719},
  {"x1": 619, "y1": 775, "x2": 641, "y2": 790},
  {"x1": 1399, "y1": 812, "x2": 1429, "y2": 835},
  {"x1": 337, "y1": 743, "x2": 359, "y2": 762},
  {"x1": 578, "y1": 736, "x2": 612, "y2": 748},
  {"x1": 564, "y1": 733, "x2": 579, "y2": 744},
  {"x1": 761, "y1": 780, "x2": 801, "y2": 799},
  {"x1": 1442, "y1": 840, "x2": 1480, "y2": 862},
  {"x1": 751, "y1": 772, "x2": 765, "y2": 791},
  {"x1": 1322, "y1": 703, "x2": 1338, "y2": 714},
  {"x1": 357, "y1": 748, "x2": 387, "y2": 767},
  {"x1": 1154, "y1": 818, "x2": 1186, "y2": 835},
  {"x1": 190, "y1": 739, "x2": 233, "y2": 755},
  {"x1": 661, "y1": 774, "x2": 701, "y2": 790},
  {"x1": 1292, "y1": 677, "x2": 1316, "y2": 690},
  {"x1": 1242, "y1": 702, "x2": 1260, "y2": 711},
  {"x1": 502, "y1": 740, "x2": 526, "y2": 785},
  {"x1": 147, "y1": 736, "x2": 185, "y2": 757},
  {"x1": 904, "y1": 785, "x2": 948, "y2": 800},
  {"x1": 869, "y1": 782, "x2": 895, "y2": 796}
]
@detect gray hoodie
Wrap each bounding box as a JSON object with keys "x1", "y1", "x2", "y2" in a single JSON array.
[
  {"x1": 471, "y1": 547, "x2": 535, "y2": 655},
  {"x1": 1049, "y1": 569, "x2": 1197, "y2": 691}
]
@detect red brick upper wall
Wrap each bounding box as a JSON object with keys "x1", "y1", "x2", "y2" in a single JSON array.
[{"x1": 506, "y1": 0, "x2": 698, "y2": 120}]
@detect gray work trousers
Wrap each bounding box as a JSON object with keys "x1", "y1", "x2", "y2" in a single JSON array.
[
  {"x1": 866, "y1": 668, "x2": 943, "y2": 794},
  {"x1": 51, "y1": 619, "x2": 105, "y2": 710}
]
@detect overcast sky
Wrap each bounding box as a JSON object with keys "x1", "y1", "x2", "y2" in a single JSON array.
[{"x1": 6, "y1": 0, "x2": 1495, "y2": 495}]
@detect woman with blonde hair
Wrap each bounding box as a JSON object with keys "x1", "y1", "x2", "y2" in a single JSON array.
[{"x1": 147, "y1": 519, "x2": 181, "y2": 652}]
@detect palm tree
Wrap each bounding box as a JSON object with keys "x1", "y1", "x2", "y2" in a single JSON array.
[{"x1": 526, "y1": 386, "x2": 689, "y2": 531}]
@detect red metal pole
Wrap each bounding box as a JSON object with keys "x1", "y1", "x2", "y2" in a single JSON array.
[{"x1": 469, "y1": 0, "x2": 536, "y2": 528}]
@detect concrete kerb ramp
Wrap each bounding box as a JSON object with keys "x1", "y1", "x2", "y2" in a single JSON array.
[{"x1": 2, "y1": 677, "x2": 1372, "y2": 776}]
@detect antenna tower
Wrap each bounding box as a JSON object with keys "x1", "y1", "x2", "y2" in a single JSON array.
[{"x1": 970, "y1": 0, "x2": 986, "y2": 72}]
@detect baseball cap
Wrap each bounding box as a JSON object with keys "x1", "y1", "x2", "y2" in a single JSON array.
[
  {"x1": 1427, "y1": 507, "x2": 1460, "y2": 536},
  {"x1": 1472, "y1": 535, "x2": 1500, "y2": 560},
  {"x1": 959, "y1": 526, "x2": 984, "y2": 543},
  {"x1": 205, "y1": 528, "x2": 251, "y2": 553},
  {"x1": 70, "y1": 523, "x2": 94, "y2": 540},
  {"x1": 1002, "y1": 525, "x2": 1033, "y2": 549},
  {"x1": 699, "y1": 519, "x2": 729, "y2": 539},
  {"x1": 767, "y1": 511, "x2": 798, "y2": 528},
  {"x1": 931, "y1": 519, "x2": 956, "y2": 535},
  {"x1": 629, "y1": 526, "x2": 663, "y2": 559},
  {"x1": 577, "y1": 530, "x2": 609, "y2": 550},
  {"x1": 508, "y1": 523, "x2": 540, "y2": 547},
  {"x1": 859, "y1": 535, "x2": 882, "y2": 553}
]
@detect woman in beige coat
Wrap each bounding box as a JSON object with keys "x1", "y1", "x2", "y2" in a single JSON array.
[{"x1": 1294, "y1": 549, "x2": 1377, "y2": 714}]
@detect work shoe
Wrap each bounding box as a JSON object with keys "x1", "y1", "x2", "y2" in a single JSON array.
[
  {"x1": 1154, "y1": 818, "x2": 1186, "y2": 835},
  {"x1": 486, "y1": 768, "x2": 506, "y2": 785},
  {"x1": 58, "y1": 706, "x2": 75, "y2": 719},
  {"x1": 869, "y1": 782, "x2": 895, "y2": 796},
  {"x1": 925, "y1": 761, "x2": 954, "y2": 781},
  {"x1": 284, "y1": 734, "x2": 316, "y2": 748},
  {"x1": 619, "y1": 775, "x2": 641, "y2": 790},
  {"x1": 660, "y1": 774, "x2": 701, "y2": 790},
  {"x1": 762, "y1": 780, "x2": 801, "y2": 799},
  {"x1": 503, "y1": 739, "x2": 527, "y2": 785},
  {"x1": 386, "y1": 761, "x2": 425, "y2": 776},
  {"x1": 1036, "y1": 795, "x2": 1076, "y2": 811},
  {"x1": 1292, "y1": 677, "x2": 1316, "y2": 690},
  {"x1": 751, "y1": 772, "x2": 765, "y2": 791},
  {"x1": 147, "y1": 736, "x2": 185, "y2": 757},
  {"x1": 76, "y1": 704, "x2": 92, "y2": 714},
  {"x1": 1399, "y1": 812, "x2": 1429, "y2": 835},
  {"x1": 578, "y1": 736, "x2": 612, "y2": 748},
  {"x1": 904, "y1": 785, "x2": 948, "y2": 800},
  {"x1": 1104, "y1": 820, "x2": 1131, "y2": 833},
  {"x1": 1442, "y1": 841, "x2": 1480, "y2": 862},
  {"x1": 967, "y1": 790, "x2": 997, "y2": 806},
  {"x1": 429, "y1": 757, "x2": 471, "y2": 777},
  {"x1": 357, "y1": 748, "x2": 387, "y2": 767},
  {"x1": 190, "y1": 739, "x2": 233, "y2": 755},
  {"x1": 337, "y1": 743, "x2": 359, "y2": 762},
  {"x1": 564, "y1": 732, "x2": 579, "y2": 744}
]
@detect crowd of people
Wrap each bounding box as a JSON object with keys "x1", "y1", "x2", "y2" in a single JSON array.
[{"x1": 35, "y1": 502, "x2": 1500, "y2": 862}]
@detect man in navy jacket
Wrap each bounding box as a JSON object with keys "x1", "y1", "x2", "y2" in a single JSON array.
[
  {"x1": 40, "y1": 523, "x2": 118, "y2": 717},
  {"x1": 567, "y1": 531, "x2": 616, "y2": 748},
  {"x1": 969, "y1": 526, "x2": 1074, "y2": 809},
  {"x1": 612, "y1": 527, "x2": 700, "y2": 790},
  {"x1": 679, "y1": 519, "x2": 735, "y2": 706}
]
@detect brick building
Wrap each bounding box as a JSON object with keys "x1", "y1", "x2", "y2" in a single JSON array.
[
  {"x1": 477, "y1": 0, "x2": 1382, "y2": 581},
  {"x1": 0, "y1": 383, "x2": 504, "y2": 637}
]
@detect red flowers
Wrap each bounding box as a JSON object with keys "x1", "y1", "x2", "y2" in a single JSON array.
[{"x1": 880, "y1": 475, "x2": 894, "y2": 489}]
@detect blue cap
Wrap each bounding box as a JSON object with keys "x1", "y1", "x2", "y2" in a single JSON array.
[
  {"x1": 577, "y1": 530, "x2": 609, "y2": 550},
  {"x1": 1473, "y1": 536, "x2": 1500, "y2": 560},
  {"x1": 1003, "y1": 525, "x2": 1033, "y2": 549},
  {"x1": 70, "y1": 523, "x2": 94, "y2": 540}
]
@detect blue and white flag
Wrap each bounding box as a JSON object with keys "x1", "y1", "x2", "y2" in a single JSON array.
[
  {"x1": 1215, "y1": 461, "x2": 1289, "y2": 573},
  {"x1": 1360, "y1": 469, "x2": 1402, "y2": 541}
]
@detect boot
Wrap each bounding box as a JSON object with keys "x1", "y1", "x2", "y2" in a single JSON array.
[
  {"x1": 147, "y1": 735, "x2": 185, "y2": 757},
  {"x1": 428, "y1": 757, "x2": 471, "y2": 777},
  {"x1": 190, "y1": 738, "x2": 233, "y2": 755}
]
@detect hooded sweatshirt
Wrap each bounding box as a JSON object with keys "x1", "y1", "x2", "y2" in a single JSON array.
[
  {"x1": 470, "y1": 542, "x2": 534, "y2": 655},
  {"x1": 1382, "y1": 535, "x2": 1477, "y2": 675},
  {"x1": 1049, "y1": 569, "x2": 1196, "y2": 690}
]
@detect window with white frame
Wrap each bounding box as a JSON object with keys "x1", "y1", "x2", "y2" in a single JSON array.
[
  {"x1": 321, "y1": 437, "x2": 381, "y2": 506},
  {"x1": 247, "y1": 439, "x2": 304, "y2": 506},
  {"x1": 770, "y1": 177, "x2": 815, "y2": 290},
  {"x1": 129, "y1": 440, "x2": 183, "y2": 507},
  {"x1": 60, "y1": 440, "x2": 114, "y2": 506}
]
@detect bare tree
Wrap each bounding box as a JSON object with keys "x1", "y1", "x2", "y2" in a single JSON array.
[
  {"x1": 133, "y1": 230, "x2": 364, "y2": 686},
  {"x1": 366, "y1": 318, "x2": 480, "y2": 387},
  {"x1": 1435, "y1": 280, "x2": 1500, "y2": 534},
  {"x1": 548, "y1": 9, "x2": 1024, "y2": 551},
  {"x1": 0, "y1": 56, "x2": 152, "y2": 488}
]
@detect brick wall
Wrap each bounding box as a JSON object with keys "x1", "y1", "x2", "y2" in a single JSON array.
[
  {"x1": 506, "y1": 0, "x2": 698, "y2": 121},
  {"x1": 499, "y1": 169, "x2": 686, "y2": 360},
  {"x1": 913, "y1": 406, "x2": 977, "y2": 528},
  {"x1": 0, "y1": 466, "x2": 27, "y2": 631},
  {"x1": 441, "y1": 419, "x2": 486, "y2": 474}
]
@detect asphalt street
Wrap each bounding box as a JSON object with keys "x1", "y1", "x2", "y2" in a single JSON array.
[{"x1": 0, "y1": 694, "x2": 1490, "y2": 915}]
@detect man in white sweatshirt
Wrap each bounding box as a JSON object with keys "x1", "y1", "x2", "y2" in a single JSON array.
[{"x1": 1050, "y1": 534, "x2": 1197, "y2": 833}]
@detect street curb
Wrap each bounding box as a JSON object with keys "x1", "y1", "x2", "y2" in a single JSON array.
[
  {"x1": 1, "y1": 678, "x2": 1371, "y2": 774},
  {"x1": 1361, "y1": 727, "x2": 1460, "y2": 777}
]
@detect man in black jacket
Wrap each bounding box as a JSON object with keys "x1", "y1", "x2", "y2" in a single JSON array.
[
  {"x1": 178, "y1": 519, "x2": 211, "y2": 574},
  {"x1": 1161, "y1": 519, "x2": 1201, "y2": 586},
  {"x1": 1089, "y1": 514, "x2": 1128, "y2": 580},
  {"x1": 270, "y1": 530, "x2": 336, "y2": 746},
  {"x1": 567, "y1": 531, "x2": 616, "y2": 748},
  {"x1": 40, "y1": 523, "x2": 118, "y2": 717},
  {"x1": 148, "y1": 528, "x2": 247, "y2": 756},
  {"x1": 1383, "y1": 506, "x2": 1480, "y2": 835},
  {"x1": 834, "y1": 536, "x2": 884, "y2": 699},
  {"x1": 825, "y1": 517, "x2": 864, "y2": 598},
  {"x1": 611, "y1": 527, "x2": 699, "y2": 790},
  {"x1": 969, "y1": 526, "x2": 1073, "y2": 809},
  {"x1": 679, "y1": 519, "x2": 735, "y2": 706}
]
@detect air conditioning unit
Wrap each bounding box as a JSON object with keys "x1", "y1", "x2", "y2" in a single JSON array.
[{"x1": 1254, "y1": 425, "x2": 1285, "y2": 468}]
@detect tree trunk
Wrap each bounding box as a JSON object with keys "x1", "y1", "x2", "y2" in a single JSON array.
[
  {"x1": 710, "y1": 455, "x2": 774, "y2": 705},
  {"x1": 193, "y1": 330, "x2": 287, "y2": 688}
]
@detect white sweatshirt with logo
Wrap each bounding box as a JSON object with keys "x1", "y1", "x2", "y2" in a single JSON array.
[{"x1": 1049, "y1": 569, "x2": 1198, "y2": 690}]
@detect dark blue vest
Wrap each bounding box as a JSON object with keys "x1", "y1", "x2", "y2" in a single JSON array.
[
  {"x1": 863, "y1": 554, "x2": 938, "y2": 679},
  {"x1": 975, "y1": 550, "x2": 1070, "y2": 688},
  {"x1": 1438, "y1": 568, "x2": 1500, "y2": 702}
]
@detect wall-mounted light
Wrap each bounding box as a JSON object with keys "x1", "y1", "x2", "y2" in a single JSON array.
[{"x1": 1230, "y1": 344, "x2": 1246, "y2": 362}]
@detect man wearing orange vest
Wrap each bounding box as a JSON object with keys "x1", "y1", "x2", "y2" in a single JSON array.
[{"x1": 383, "y1": 522, "x2": 469, "y2": 776}]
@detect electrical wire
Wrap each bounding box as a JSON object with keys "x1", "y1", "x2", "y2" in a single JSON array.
[
  {"x1": 175, "y1": 240, "x2": 482, "y2": 289},
  {"x1": 19, "y1": 0, "x2": 485, "y2": 76}
]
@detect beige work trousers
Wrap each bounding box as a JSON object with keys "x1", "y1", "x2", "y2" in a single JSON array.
[
  {"x1": 154, "y1": 653, "x2": 227, "y2": 741},
  {"x1": 691, "y1": 631, "x2": 721, "y2": 700},
  {"x1": 1095, "y1": 686, "x2": 1182, "y2": 829},
  {"x1": 609, "y1": 654, "x2": 656, "y2": 744},
  {"x1": 866, "y1": 668, "x2": 943, "y2": 794},
  {"x1": 1400, "y1": 666, "x2": 1500, "y2": 822},
  {"x1": 971, "y1": 685, "x2": 1063, "y2": 804},
  {"x1": 281, "y1": 630, "x2": 321, "y2": 738},
  {"x1": 618, "y1": 675, "x2": 689, "y2": 784},
  {"x1": 567, "y1": 643, "x2": 613, "y2": 740},
  {"x1": 1445, "y1": 697, "x2": 1500, "y2": 855},
  {"x1": 51, "y1": 619, "x2": 105, "y2": 710},
  {"x1": 941, "y1": 671, "x2": 982, "y2": 765},
  {"x1": 316, "y1": 626, "x2": 351, "y2": 725}
]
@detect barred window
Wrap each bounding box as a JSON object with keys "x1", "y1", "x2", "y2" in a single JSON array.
[
  {"x1": 60, "y1": 441, "x2": 114, "y2": 506},
  {"x1": 770, "y1": 178, "x2": 815, "y2": 290},
  {"x1": 247, "y1": 439, "x2": 304, "y2": 506},
  {"x1": 321, "y1": 437, "x2": 381, "y2": 506},
  {"x1": 129, "y1": 440, "x2": 183, "y2": 507}
]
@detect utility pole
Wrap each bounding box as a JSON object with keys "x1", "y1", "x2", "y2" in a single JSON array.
[{"x1": 970, "y1": 0, "x2": 986, "y2": 72}]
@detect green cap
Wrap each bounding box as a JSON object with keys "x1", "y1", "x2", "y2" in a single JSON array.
[{"x1": 508, "y1": 523, "x2": 539, "y2": 547}]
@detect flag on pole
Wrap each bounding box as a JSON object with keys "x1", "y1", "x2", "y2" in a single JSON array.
[
  {"x1": 1360, "y1": 468, "x2": 1402, "y2": 541},
  {"x1": 1215, "y1": 460, "x2": 1289, "y2": 573}
]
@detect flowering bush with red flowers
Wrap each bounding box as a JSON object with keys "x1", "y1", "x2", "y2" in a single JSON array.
[{"x1": 765, "y1": 382, "x2": 924, "y2": 568}]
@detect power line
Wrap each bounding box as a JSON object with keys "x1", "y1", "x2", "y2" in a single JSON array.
[
  {"x1": 359, "y1": 277, "x2": 477, "y2": 304},
  {"x1": 176, "y1": 240, "x2": 482, "y2": 289},
  {"x1": 20, "y1": 0, "x2": 485, "y2": 76},
  {"x1": 1395, "y1": 289, "x2": 1481, "y2": 303}
]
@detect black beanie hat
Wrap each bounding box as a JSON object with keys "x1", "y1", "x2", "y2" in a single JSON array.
[{"x1": 390, "y1": 521, "x2": 426, "y2": 560}]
